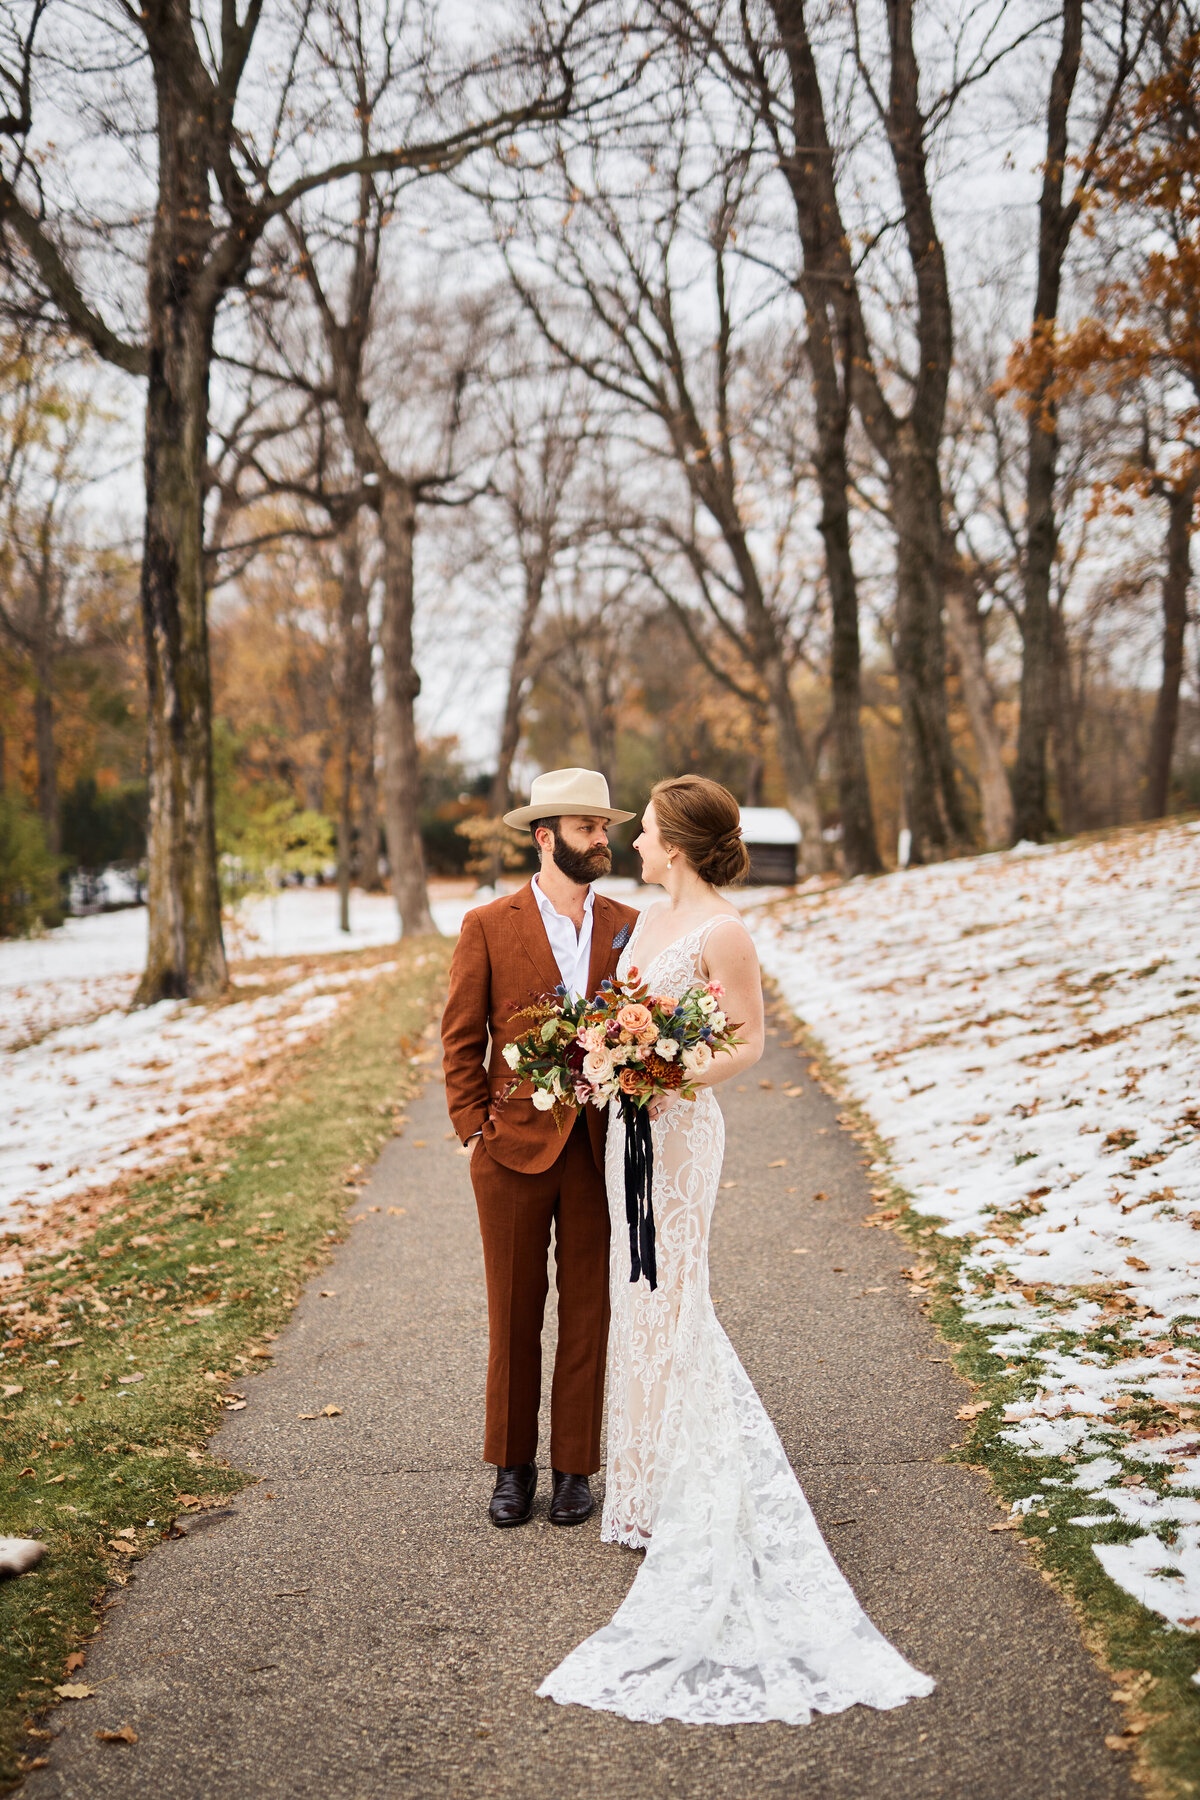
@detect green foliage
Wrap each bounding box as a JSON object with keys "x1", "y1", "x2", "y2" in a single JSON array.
[
  {"x1": 0, "y1": 792, "x2": 62, "y2": 936},
  {"x1": 60, "y1": 776, "x2": 146, "y2": 873},
  {"x1": 213, "y1": 718, "x2": 333, "y2": 903}
]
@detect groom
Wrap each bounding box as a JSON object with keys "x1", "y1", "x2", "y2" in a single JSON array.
[{"x1": 441, "y1": 769, "x2": 639, "y2": 1529}]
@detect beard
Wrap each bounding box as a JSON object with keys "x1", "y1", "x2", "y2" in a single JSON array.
[{"x1": 551, "y1": 835, "x2": 612, "y2": 885}]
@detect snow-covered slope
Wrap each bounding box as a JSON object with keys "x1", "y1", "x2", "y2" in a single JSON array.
[{"x1": 753, "y1": 820, "x2": 1200, "y2": 1632}]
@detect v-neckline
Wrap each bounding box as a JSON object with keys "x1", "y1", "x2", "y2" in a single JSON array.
[{"x1": 627, "y1": 906, "x2": 726, "y2": 979}]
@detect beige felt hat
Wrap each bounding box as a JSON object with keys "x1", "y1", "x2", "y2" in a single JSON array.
[{"x1": 503, "y1": 767, "x2": 635, "y2": 830}]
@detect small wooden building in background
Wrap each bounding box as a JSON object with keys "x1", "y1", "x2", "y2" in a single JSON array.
[{"x1": 739, "y1": 807, "x2": 802, "y2": 884}]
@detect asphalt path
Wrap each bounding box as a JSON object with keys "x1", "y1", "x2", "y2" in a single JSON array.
[{"x1": 25, "y1": 1004, "x2": 1134, "y2": 1800}]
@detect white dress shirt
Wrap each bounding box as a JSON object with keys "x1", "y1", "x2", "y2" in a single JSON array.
[{"x1": 531, "y1": 875, "x2": 595, "y2": 999}]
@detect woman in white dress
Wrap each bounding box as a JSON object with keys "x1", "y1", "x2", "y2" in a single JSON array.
[{"x1": 540, "y1": 774, "x2": 934, "y2": 1727}]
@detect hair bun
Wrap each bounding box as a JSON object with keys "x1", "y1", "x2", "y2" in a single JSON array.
[{"x1": 651, "y1": 775, "x2": 751, "y2": 888}]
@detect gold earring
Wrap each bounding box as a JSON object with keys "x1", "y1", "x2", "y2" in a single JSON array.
[{"x1": 666, "y1": 856, "x2": 674, "y2": 869}]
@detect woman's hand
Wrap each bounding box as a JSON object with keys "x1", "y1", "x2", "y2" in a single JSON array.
[{"x1": 647, "y1": 1092, "x2": 678, "y2": 1122}]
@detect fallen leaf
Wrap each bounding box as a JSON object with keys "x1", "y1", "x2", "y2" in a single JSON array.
[
  {"x1": 107, "y1": 1541, "x2": 139, "y2": 1556},
  {"x1": 1105, "y1": 1736, "x2": 1133, "y2": 1753},
  {"x1": 216, "y1": 1238, "x2": 237, "y2": 1249},
  {"x1": 3, "y1": 1384, "x2": 24, "y2": 1398},
  {"x1": 222, "y1": 1399, "x2": 247, "y2": 1411},
  {"x1": 318, "y1": 1290, "x2": 336, "y2": 1298},
  {"x1": 44, "y1": 1473, "x2": 66, "y2": 1485},
  {"x1": 54, "y1": 1682, "x2": 95, "y2": 1699},
  {"x1": 411, "y1": 1140, "x2": 426, "y2": 1148},
  {"x1": 248, "y1": 1348, "x2": 272, "y2": 1359},
  {"x1": 957, "y1": 1402, "x2": 989, "y2": 1420},
  {"x1": 48, "y1": 1337, "x2": 82, "y2": 1349},
  {"x1": 1125, "y1": 1256, "x2": 1150, "y2": 1272},
  {"x1": 320, "y1": 1404, "x2": 343, "y2": 1417},
  {"x1": 720, "y1": 1181, "x2": 738, "y2": 1190},
  {"x1": 95, "y1": 1725, "x2": 138, "y2": 1745},
  {"x1": 117, "y1": 1372, "x2": 144, "y2": 1384},
  {"x1": 988, "y1": 1520, "x2": 1020, "y2": 1531},
  {"x1": 297, "y1": 1412, "x2": 319, "y2": 1420},
  {"x1": 65, "y1": 1652, "x2": 86, "y2": 1673},
  {"x1": 812, "y1": 1191, "x2": 828, "y2": 1202},
  {"x1": 768, "y1": 1159, "x2": 787, "y2": 1169},
  {"x1": 387, "y1": 1207, "x2": 406, "y2": 1216}
]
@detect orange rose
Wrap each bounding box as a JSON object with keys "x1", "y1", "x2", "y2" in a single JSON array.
[
  {"x1": 652, "y1": 994, "x2": 676, "y2": 1013},
  {"x1": 616, "y1": 1003, "x2": 652, "y2": 1035},
  {"x1": 618, "y1": 1067, "x2": 643, "y2": 1095}
]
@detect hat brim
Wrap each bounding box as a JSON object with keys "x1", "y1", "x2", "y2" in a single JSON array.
[{"x1": 502, "y1": 803, "x2": 636, "y2": 829}]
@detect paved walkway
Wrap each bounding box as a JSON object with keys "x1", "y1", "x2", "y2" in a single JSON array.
[{"x1": 26, "y1": 1007, "x2": 1133, "y2": 1799}]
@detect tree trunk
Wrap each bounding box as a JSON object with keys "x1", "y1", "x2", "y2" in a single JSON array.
[
  {"x1": 817, "y1": 416, "x2": 882, "y2": 875},
  {"x1": 31, "y1": 641, "x2": 59, "y2": 855},
  {"x1": 891, "y1": 438, "x2": 968, "y2": 859},
  {"x1": 1049, "y1": 605, "x2": 1082, "y2": 835},
  {"x1": 488, "y1": 560, "x2": 547, "y2": 818},
  {"x1": 133, "y1": 65, "x2": 228, "y2": 1004},
  {"x1": 1013, "y1": 0, "x2": 1084, "y2": 843},
  {"x1": 758, "y1": 648, "x2": 824, "y2": 874},
  {"x1": 335, "y1": 519, "x2": 366, "y2": 934},
  {"x1": 353, "y1": 602, "x2": 382, "y2": 891},
  {"x1": 944, "y1": 565, "x2": 1014, "y2": 849},
  {"x1": 377, "y1": 478, "x2": 435, "y2": 937},
  {"x1": 1144, "y1": 477, "x2": 1196, "y2": 820}
]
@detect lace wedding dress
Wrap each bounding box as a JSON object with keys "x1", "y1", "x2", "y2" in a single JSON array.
[{"x1": 539, "y1": 908, "x2": 935, "y2": 1726}]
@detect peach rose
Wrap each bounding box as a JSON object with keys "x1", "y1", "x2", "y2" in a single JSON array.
[
  {"x1": 616, "y1": 1002, "x2": 653, "y2": 1035},
  {"x1": 636, "y1": 1021, "x2": 659, "y2": 1046}
]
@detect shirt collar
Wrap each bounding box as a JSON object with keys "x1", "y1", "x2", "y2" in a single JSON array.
[{"x1": 531, "y1": 875, "x2": 594, "y2": 921}]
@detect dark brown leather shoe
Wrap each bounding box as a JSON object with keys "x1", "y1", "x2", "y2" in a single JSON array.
[
  {"x1": 489, "y1": 1462, "x2": 537, "y2": 1528},
  {"x1": 549, "y1": 1469, "x2": 595, "y2": 1526}
]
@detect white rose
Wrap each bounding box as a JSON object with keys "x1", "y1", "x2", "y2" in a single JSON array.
[
  {"x1": 697, "y1": 993, "x2": 717, "y2": 1016},
  {"x1": 531, "y1": 1087, "x2": 557, "y2": 1111},
  {"x1": 655, "y1": 1037, "x2": 679, "y2": 1061},
  {"x1": 502, "y1": 1042, "x2": 521, "y2": 1069},
  {"x1": 583, "y1": 1047, "x2": 614, "y2": 1084},
  {"x1": 681, "y1": 1041, "x2": 713, "y2": 1076},
  {"x1": 710, "y1": 1011, "x2": 726, "y2": 1033}
]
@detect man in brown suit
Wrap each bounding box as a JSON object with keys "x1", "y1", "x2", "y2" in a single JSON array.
[{"x1": 442, "y1": 769, "x2": 640, "y2": 1529}]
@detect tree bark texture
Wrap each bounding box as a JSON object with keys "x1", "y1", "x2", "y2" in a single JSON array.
[
  {"x1": 378, "y1": 479, "x2": 435, "y2": 936},
  {"x1": 488, "y1": 556, "x2": 548, "y2": 819},
  {"x1": 1144, "y1": 477, "x2": 1197, "y2": 820},
  {"x1": 890, "y1": 438, "x2": 968, "y2": 855},
  {"x1": 335, "y1": 519, "x2": 368, "y2": 933},
  {"x1": 769, "y1": 0, "x2": 961, "y2": 864},
  {"x1": 944, "y1": 571, "x2": 1014, "y2": 849},
  {"x1": 1012, "y1": 0, "x2": 1084, "y2": 843},
  {"x1": 752, "y1": 0, "x2": 880, "y2": 873},
  {"x1": 31, "y1": 640, "x2": 58, "y2": 854},
  {"x1": 134, "y1": 38, "x2": 230, "y2": 1005}
]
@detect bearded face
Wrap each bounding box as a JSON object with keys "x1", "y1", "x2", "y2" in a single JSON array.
[{"x1": 551, "y1": 831, "x2": 612, "y2": 885}]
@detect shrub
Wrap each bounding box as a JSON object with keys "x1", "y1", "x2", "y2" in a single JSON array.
[{"x1": 0, "y1": 794, "x2": 63, "y2": 936}]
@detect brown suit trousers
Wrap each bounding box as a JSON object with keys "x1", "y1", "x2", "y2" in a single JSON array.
[{"x1": 441, "y1": 882, "x2": 640, "y2": 1473}]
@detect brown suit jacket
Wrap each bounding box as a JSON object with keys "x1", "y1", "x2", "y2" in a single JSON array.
[{"x1": 442, "y1": 882, "x2": 641, "y2": 1175}]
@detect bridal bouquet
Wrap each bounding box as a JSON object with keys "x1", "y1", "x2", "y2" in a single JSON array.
[{"x1": 501, "y1": 970, "x2": 741, "y2": 1290}]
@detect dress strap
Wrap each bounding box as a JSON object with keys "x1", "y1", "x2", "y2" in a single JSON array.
[{"x1": 695, "y1": 912, "x2": 751, "y2": 974}]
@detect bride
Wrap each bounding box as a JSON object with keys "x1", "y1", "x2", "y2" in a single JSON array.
[{"x1": 539, "y1": 774, "x2": 934, "y2": 1726}]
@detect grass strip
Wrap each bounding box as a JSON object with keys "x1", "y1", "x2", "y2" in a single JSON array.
[
  {"x1": 765, "y1": 982, "x2": 1200, "y2": 1800},
  {"x1": 0, "y1": 936, "x2": 451, "y2": 1789}
]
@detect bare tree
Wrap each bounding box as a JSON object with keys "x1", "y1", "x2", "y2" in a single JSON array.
[
  {"x1": 0, "y1": 0, "x2": 575, "y2": 995},
  {"x1": 1007, "y1": 0, "x2": 1143, "y2": 841},
  {"x1": 497, "y1": 108, "x2": 831, "y2": 869}
]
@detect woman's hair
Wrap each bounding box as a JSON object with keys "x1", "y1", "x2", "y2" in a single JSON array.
[{"x1": 650, "y1": 775, "x2": 751, "y2": 887}]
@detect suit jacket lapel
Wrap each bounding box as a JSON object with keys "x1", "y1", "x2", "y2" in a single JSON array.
[
  {"x1": 509, "y1": 883, "x2": 564, "y2": 997},
  {"x1": 587, "y1": 894, "x2": 617, "y2": 999}
]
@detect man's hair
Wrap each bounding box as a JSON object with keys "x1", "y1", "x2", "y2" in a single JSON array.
[{"x1": 530, "y1": 815, "x2": 561, "y2": 849}]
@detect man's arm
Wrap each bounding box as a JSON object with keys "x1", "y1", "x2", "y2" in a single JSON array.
[{"x1": 441, "y1": 909, "x2": 493, "y2": 1144}]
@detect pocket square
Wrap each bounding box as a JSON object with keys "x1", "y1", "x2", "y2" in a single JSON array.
[{"x1": 612, "y1": 923, "x2": 631, "y2": 949}]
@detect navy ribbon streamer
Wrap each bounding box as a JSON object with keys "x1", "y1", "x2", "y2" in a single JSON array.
[{"x1": 621, "y1": 1095, "x2": 657, "y2": 1290}]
